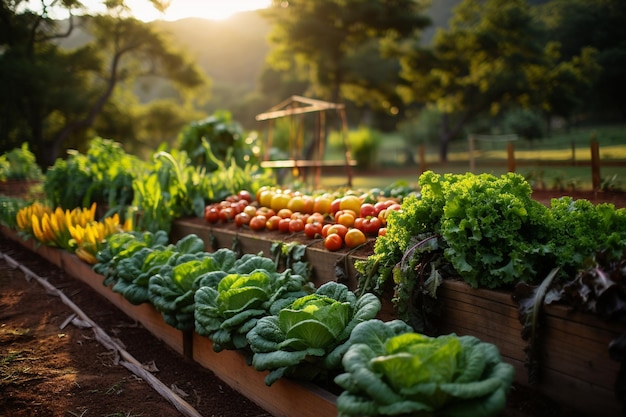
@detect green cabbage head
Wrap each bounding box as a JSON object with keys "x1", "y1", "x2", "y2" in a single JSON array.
[
  {"x1": 335, "y1": 319, "x2": 515, "y2": 417},
  {"x1": 247, "y1": 281, "x2": 381, "y2": 386}
]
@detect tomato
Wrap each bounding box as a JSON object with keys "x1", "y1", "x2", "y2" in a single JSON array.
[
  {"x1": 325, "y1": 223, "x2": 348, "y2": 239},
  {"x1": 306, "y1": 212, "x2": 325, "y2": 224},
  {"x1": 265, "y1": 215, "x2": 281, "y2": 231},
  {"x1": 354, "y1": 217, "x2": 364, "y2": 231},
  {"x1": 313, "y1": 196, "x2": 332, "y2": 215},
  {"x1": 237, "y1": 190, "x2": 252, "y2": 202},
  {"x1": 361, "y1": 216, "x2": 382, "y2": 235},
  {"x1": 256, "y1": 207, "x2": 275, "y2": 219},
  {"x1": 339, "y1": 195, "x2": 362, "y2": 214},
  {"x1": 249, "y1": 215, "x2": 267, "y2": 231},
  {"x1": 287, "y1": 195, "x2": 305, "y2": 213},
  {"x1": 378, "y1": 227, "x2": 387, "y2": 237},
  {"x1": 219, "y1": 207, "x2": 235, "y2": 222},
  {"x1": 336, "y1": 211, "x2": 355, "y2": 228},
  {"x1": 243, "y1": 205, "x2": 258, "y2": 217},
  {"x1": 304, "y1": 222, "x2": 323, "y2": 239},
  {"x1": 324, "y1": 233, "x2": 343, "y2": 251},
  {"x1": 288, "y1": 218, "x2": 305, "y2": 234},
  {"x1": 374, "y1": 201, "x2": 387, "y2": 215},
  {"x1": 204, "y1": 206, "x2": 220, "y2": 223},
  {"x1": 277, "y1": 208, "x2": 293, "y2": 219},
  {"x1": 344, "y1": 228, "x2": 366, "y2": 248},
  {"x1": 278, "y1": 218, "x2": 291, "y2": 233},
  {"x1": 359, "y1": 203, "x2": 377, "y2": 218},
  {"x1": 330, "y1": 198, "x2": 342, "y2": 216},
  {"x1": 234, "y1": 212, "x2": 251, "y2": 227}
]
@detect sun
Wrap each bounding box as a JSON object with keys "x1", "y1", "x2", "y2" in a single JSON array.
[{"x1": 128, "y1": 0, "x2": 272, "y2": 21}]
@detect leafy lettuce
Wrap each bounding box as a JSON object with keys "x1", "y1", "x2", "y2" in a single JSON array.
[
  {"x1": 335, "y1": 319, "x2": 515, "y2": 417},
  {"x1": 247, "y1": 281, "x2": 381, "y2": 386}
]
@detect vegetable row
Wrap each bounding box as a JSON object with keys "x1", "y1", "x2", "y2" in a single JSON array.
[{"x1": 88, "y1": 229, "x2": 514, "y2": 417}]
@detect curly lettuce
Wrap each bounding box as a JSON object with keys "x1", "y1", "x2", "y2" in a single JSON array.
[{"x1": 335, "y1": 319, "x2": 515, "y2": 417}]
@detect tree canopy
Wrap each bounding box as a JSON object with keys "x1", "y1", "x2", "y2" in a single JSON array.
[{"x1": 0, "y1": 0, "x2": 208, "y2": 166}]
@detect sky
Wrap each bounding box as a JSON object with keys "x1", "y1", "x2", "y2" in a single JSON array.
[
  {"x1": 124, "y1": 0, "x2": 272, "y2": 21},
  {"x1": 26, "y1": 0, "x2": 272, "y2": 22}
]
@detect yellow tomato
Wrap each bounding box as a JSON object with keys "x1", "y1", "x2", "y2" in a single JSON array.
[{"x1": 339, "y1": 195, "x2": 362, "y2": 214}]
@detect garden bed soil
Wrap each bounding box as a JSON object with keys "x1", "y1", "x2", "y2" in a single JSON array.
[{"x1": 0, "y1": 236, "x2": 597, "y2": 417}]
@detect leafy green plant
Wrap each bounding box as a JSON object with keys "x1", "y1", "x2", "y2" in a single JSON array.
[
  {"x1": 194, "y1": 255, "x2": 310, "y2": 352},
  {"x1": 335, "y1": 319, "x2": 515, "y2": 417},
  {"x1": 148, "y1": 243, "x2": 238, "y2": 331},
  {"x1": 0, "y1": 143, "x2": 43, "y2": 181},
  {"x1": 0, "y1": 196, "x2": 28, "y2": 227},
  {"x1": 43, "y1": 138, "x2": 140, "y2": 212},
  {"x1": 247, "y1": 281, "x2": 381, "y2": 386}
]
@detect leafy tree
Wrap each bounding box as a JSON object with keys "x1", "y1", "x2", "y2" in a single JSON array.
[
  {"x1": 536, "y1": 0, "x2": 626, "y2": 120},
  {"x1": 0, "y1": 0, "x2": 208, "y2": 167},
  {"x1": 397, "y1": 0, "x2": 600, "y2": 162},
  {"x1": 262, "y1": 0, "x2": 431, "y2": 105}
]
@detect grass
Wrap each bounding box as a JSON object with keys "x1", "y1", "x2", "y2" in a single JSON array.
[{"x1": 319, "y1": 124, "x2": 626, "y2": 191}]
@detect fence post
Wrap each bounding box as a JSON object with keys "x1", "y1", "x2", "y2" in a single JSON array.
[
  {"x1": 590, "y1": 136, "x2": 601, "y2": 191},
  {"x1": 507, "y1": 141, "x2": 516, "y2": 172},
  {"x1": 468, "y1": 135, "x2": 475, "y2": 173}
]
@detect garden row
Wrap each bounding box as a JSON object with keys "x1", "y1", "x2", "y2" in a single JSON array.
[{"x1": 2, "y1": 154, "x2": 625, "y2": 416}]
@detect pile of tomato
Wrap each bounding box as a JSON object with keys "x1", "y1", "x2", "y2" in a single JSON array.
[{"x1": 203, "y1": 187, "x2": 402, "y2": 251}]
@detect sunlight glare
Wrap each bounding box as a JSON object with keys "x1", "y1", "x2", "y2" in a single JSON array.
[{"x1": 128, "y1": 0, "x2": 272, "y2": 21}]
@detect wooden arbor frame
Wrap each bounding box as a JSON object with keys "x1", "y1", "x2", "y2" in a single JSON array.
[{"x1": 255, "y1": 95, "x2": 355, "y2": 188}]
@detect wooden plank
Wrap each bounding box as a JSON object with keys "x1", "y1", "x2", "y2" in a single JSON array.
[
  {"x1": 192, "y1": 334, "x2": 337, "y2": 417},
  {"x1": 59, "y1": 251, "x2": 187, "y2": 356},
  {"x1": 260, "y1": 159, "x2": 357, "y2": 169},
  {"x1": 1, "y1": 225, "x2": 63, "y2": 268}
]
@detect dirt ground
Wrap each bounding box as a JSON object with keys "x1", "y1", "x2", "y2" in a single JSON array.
[{"x1": 0, "y1": 235, "x2": 600, "y2": 417}]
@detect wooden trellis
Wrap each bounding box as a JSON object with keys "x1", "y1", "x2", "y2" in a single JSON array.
[{"x1": 255, "y1": 95, "x2": 355, "y2": 188}]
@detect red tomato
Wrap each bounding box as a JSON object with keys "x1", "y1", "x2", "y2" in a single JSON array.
[
  {"x1": 249, "y1": 215, "x2": 267, "y2": 231},
  {"x1": 307, "y1": 212, "x2": 325, "y2": 224},
  {"x1": 330, "y1": 198, "x2": 341, "y2": 216},
  {"x1": 304, "y1": 222, "x2": 323, "y2": 239},
  {"x1": 288, "y1": 218, "x2": 305, "y2": 234},
  {"x1": 238, "y1": 190, "x2": 252, "y2": 202},
  {"x1": 344, "y1": 228, "x2": 366, "y2": 248},
  {"x1": 234, "y1": 212, "x2": 251, "y2": 227},
  {"x1": 361, "y1": 216, "x2": 382, "y2": 235},
  {"x1": 204, "y1": 206, "x2": 220, "y2": 223},
  {"x1": 219, "y1": 207, "x2": 235, "y2": 222},
  {"x1": 359, "y1": 203, "x2": 377, "y2": 218},
  {"x1": 278, "y1": 218, "x2": 291, "y2": 233},
  {"x1": 354, "y1": 217, "x2": 365, "y2": 231},
  {"x1": 324, "y1": 233, "x2": 343, "y2": 251},
  {"x1": 266, "y1": 215, "x2": 281, "y2": 231}
]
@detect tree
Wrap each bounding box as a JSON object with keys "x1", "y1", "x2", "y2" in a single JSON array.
[
  {"x1": 397, "y1": 0, "x2": 600, "y2": 162},
  {"x1": 262, "y1": 0, "x2": 431, "y2": 106},
  {"x1": 536, "y1": 0, "x2": 626, "y2": 120},
  {"x1": 0, "y1": 0, "x2": 208, "y2": 167}
]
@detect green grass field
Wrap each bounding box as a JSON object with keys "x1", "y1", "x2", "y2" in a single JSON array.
[{"x1": 317, "y1": 124, "x2": 626, "y2": 191}]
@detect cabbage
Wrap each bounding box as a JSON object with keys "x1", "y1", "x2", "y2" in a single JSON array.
[
  {"x1": 335, "y1": 319, "x2": 515, "y2": 417},
  {"x1": 194, "y1": 257, "x2": 310, "y2": 352},
  {"x1": 247, "y1": 282, "x2": 381, "y2": 386}
]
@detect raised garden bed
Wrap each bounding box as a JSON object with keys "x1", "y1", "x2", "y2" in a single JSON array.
[
  {"x1": 2, "y1": 222, "x2": 624, "y2": 416},
  {"x1": 170, "y1": 217, "x2": 625, "y2": 417}
]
